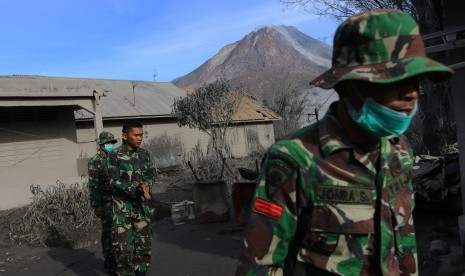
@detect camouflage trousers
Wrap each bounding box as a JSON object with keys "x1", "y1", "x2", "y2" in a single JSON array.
[
  {"x1": 112, "y1": 199, "x2": 153, "y2": 276},
  {"x1": 101, "y1": 200, "x2": 114, "y2": 260}
]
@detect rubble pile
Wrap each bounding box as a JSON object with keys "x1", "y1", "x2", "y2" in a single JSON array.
[{"x1": 412, "y1": 144, "x2": 461, "y2": 212}]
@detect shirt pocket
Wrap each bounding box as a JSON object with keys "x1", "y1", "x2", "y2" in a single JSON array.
[{"x1": 300, "y1": 203, "x2": 375, "y2": 269}]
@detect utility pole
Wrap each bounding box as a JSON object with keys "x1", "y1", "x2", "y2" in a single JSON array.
[{"x1": 306, "y1": 108, "x2": 319, "y2": 123}]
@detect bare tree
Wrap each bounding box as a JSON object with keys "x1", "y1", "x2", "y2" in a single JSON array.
[
  {"x1": 281, "y1": 0, "x2": 416, "y2": 21},
  {"x1": 172, "y1": 79, "x2": 243, "y2": 159},
  {"x1": 263, "y1": 71, "x2": 315, "y2": 140},
  {"x1": 280, "y1": 0, "x2": 444, "y2": 34}
]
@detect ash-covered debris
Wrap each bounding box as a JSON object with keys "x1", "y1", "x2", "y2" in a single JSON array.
[{"x1": 413, "y1": 143, "x2": 460, "y2": 210}]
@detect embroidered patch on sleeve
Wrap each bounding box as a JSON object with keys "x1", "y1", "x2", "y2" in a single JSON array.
[
  {"x1": 266, "y1": 158, "x2": 295, "y2": 196},
  {"x1": 252, "y1": 198, "x2": 283, "y2": 220}
]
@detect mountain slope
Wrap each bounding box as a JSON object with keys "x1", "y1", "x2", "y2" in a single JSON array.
[{"x1": 173, "y1": 25, "x2": 332, "y2": 100}]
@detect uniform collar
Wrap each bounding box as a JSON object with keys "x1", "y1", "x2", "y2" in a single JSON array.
[
  {"x1": 319, "y1": 101, "x2": 353, "y2": 157},
  {"x1": 120, "y1": 142, "x2": 139, "y2": 154},
  {"x1": 97, "y1": 149, "x2": 107, "y2": 157},
  {"x1": 318, "y1": 101, "x2": 400, "y2": 157}
]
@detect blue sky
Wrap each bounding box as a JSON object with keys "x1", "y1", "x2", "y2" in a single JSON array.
[{"x1": 0, "y1": 0, "x2": 339, "y2": 82}]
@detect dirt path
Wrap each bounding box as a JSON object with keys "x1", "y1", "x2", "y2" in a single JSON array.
[{"x1": 1, "y1": 218, "x2": 243, "y2": 276}]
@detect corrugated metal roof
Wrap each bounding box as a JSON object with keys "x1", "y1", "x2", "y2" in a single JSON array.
[
  {"x1": 0, "y1": 75, "x2": 280, "y2": 122},
  {"x1": 0, "y1": 75, "x2": 98, "y2": 97},
  {"x1": 74, "y1": 78, "x2": 280, "y2": 122},
  {"x1": 0, "y1": 75, "x2": 185, "y2": 118},
  {"x1": 76, "y1": 79, "x2": 186, "y2": 119}
]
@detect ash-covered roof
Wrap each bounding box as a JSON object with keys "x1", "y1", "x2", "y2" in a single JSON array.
[
  {"x1": 73, "y1": 78, "x2": 185, "y2": 119},
  {"x1": 232, "y1": 93, "x2": 280, "y2": 122},
  {"x1": 0, "y1": 75, "x2": 98, "y2": 97},
  {"x1": 0, "y1": 75, "x2": 280, "y2": 122}
]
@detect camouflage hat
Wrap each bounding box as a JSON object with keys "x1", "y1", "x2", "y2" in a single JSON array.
[
  {"x1": 310, "y1": 9, "x2": 453, "y2": 89},
  {"x1": 96, "y1": 131, "x2": 117, "y2": 144}
]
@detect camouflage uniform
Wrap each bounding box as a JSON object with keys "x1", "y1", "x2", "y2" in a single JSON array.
[
  {"x1": 106, "y1": 143, "x2": 157, "y2": 276},
  {"x1": 237, "y1": 104, "x2": 418, "y2": 275},
  {"x1": 88, "y1": 132, "x2": 117, "y2": 266},
  {"x1": 236, "y1": 9, "x2": 453, "y2": 276}
]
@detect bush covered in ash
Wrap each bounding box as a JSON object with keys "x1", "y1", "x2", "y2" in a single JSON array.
[{"x1": 10, "y1": 180, "x2": 99, "y2": 248}]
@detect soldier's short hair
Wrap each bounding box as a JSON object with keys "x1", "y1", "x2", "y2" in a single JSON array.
[{"x1": 122, "y1": 120, "x2": 143, "y2": 133}]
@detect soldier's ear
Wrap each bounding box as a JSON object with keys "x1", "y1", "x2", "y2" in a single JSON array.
[{"x1": 122, "y1": 132, "x2": 128, "y2": 141}]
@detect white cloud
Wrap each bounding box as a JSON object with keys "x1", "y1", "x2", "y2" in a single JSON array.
[{"x1": 107, "y1": 2, "x2": 329, "y2": 81}]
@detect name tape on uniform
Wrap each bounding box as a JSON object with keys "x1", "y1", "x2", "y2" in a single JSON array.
[{"x1": 316, "y1": 185, "x2": 373, "y2": 204}]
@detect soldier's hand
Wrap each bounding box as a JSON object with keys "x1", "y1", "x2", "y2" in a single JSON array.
[
  {"x1": 139, "y1": 183, "x2": 151, "y2": 200},
  {"x1": 93, "y1": 207, "x2": 103, "y2": 218}
]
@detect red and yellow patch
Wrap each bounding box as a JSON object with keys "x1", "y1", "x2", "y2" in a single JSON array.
[{"x1": 252, "y1": 198, "x2": 283, "y2": 220}]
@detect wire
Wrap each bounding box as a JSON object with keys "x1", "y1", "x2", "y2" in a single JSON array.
[
  {"x1": 0, "y1": 125, "x2": 61, "y2": 172},
  {"x1": 10, "y1": 139, "x2": 56, "y2": 167},
  {"x1": 0, "y1": 127, "x2": 55, "y2": 139},
  {"x1": 317, "y1": 90, "x2": 336, "y2": 112}
]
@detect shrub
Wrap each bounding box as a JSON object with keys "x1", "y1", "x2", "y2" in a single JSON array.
[{"x1": 10, "y1": 180, "x2": 98, "y2": 248}]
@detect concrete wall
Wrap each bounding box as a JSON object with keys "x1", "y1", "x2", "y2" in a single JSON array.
[
  {"x1": 76, "y1": 119, "x2": 205, "y2": 157},
  {"x1": 76, "y1": 119, "x2": 276, "y2": 172},
  {"x1": 226, "y1": 123, "x2": 275, "y2": 157},
  {"x1": 76, "y1": 119, "x2": 208, "y2": 171},
  {"x1": 0, "y1": 107, "x2": 82, "y2": 210}
]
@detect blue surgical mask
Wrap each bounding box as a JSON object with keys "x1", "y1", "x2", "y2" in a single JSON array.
[
  {"x1": 104, "y1": 144, "x2": 114, "y2": 152},
  {"x1": 346, "y1": 97, "x2": 418, "y2": 137}
]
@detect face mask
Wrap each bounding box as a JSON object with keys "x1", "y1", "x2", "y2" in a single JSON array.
[
  {"x1": 346, "y1": 97, "x2": 418, "y2": 137},
  {"x1": 104, "y1": 144, "x2": 114, "y2": 152}
]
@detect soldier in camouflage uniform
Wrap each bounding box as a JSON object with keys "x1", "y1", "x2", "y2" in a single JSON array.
[
  {"x1": 88, "y1": 131, "x2": 118, "y2": 273},
  {"x1": 236, "y1": 9, "x2": 453, "y2": 276},
  {"x1": 105, "y1": 120, "x2": 157, "y2": 276}
]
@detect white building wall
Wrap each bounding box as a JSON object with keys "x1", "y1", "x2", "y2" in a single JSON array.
[{"x1": 256, "y1": 123, "x2": 275, "y2": 149}]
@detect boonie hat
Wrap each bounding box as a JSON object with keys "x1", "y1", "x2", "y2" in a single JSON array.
[
  {"x1": 97, "y1": 131, "x2": 117, "y2": 144},
  {"x1": 310, "y1": 9, "x2": 453, "y2": 89}
]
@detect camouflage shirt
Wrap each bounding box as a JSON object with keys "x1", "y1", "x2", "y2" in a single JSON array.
[
  {"x1": 88, "y1": 150, "x2": 110, "y2": 208},
  {"x1": 236, "y1": 102, "x2": 417, "y2": 276},
  {"x1": 106, "y1": 144, "x2": 157, "y2": 202}
]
